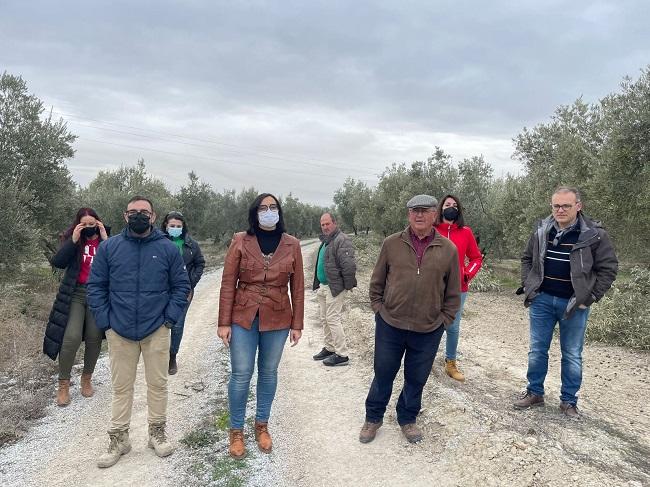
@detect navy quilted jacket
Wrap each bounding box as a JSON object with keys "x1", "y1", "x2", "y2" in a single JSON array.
[{"x1": 87, "y1": 227, "x2": 191, "y2": 341}]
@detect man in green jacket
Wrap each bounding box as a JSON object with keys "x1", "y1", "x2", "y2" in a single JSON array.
[
  {"x1": 359, "y1": 195, "x2": 461, "y2": 444},
  {"x1": 312, "y1": 212, "x2": 357, "y2": 366}
]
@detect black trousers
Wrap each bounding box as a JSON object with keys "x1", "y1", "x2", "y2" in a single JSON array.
[{"x1": 365, "y1": 312, "x2": 444, "y2": 425}]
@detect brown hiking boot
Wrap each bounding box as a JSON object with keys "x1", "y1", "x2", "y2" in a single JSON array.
[
  {"x1": 513, "y1": 391, "x2": 545, "y2": 409},
  {"x1": 148, "y1": 422, "x2": 174, "y2": 457},
  {"x1": 560, "y1": 402, "x2": 580, "y2": 420},
  {"x1": 400, "y1": 423, "x2": 423, "y2": 443},
  {"x1": 254, "y1": 421, "x2": 272, "y2": 453},
  {"x1": 359, "y1": 420, "x2": 383, "y2": 444},
  {"x1": 97, "y1": 431, "x2": 131, "y2": 468},
  {"x1": 80, "y1": 373, "x2": 94, "y2": 398},
  {"x1": 56, "y1": 379, "x2": 71, "y2": 407},
  {"x1": 445, "y1": 359, "x2": 465, "y2": 382},
  {"x1": 229, "y1": 429, "x2": 246, "y2": 459}
]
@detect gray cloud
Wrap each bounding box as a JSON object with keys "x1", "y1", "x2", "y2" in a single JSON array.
[{"x1": 2, "y1": 0, "x2": 648, "y2": 204}]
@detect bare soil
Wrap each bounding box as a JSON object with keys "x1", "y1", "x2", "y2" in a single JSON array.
[{"x1": 1, "y1": 241, "x2": 648, "y2": 486}]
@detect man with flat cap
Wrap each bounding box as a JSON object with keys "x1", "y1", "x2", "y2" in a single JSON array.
[{"x1": 359, "y1": 194, "x2": 461, "y2": 444}]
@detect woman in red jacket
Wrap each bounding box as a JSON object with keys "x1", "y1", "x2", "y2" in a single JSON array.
[
  {"x1": 218, "y1": 193, "x2": 304, "y2": 460},
  {"x1": 434, "y1": 194, "x2": 482, "y2": 382}
]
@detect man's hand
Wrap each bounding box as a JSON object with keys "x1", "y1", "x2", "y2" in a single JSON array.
[
  {"x1": 217, "y1": 326, "x2": 231, "y2": 347},
  {"x1": 290, "y1": 329, "x2": 302, "y2": 347}
]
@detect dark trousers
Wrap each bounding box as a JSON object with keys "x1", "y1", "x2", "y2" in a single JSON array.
[{"x1": 365, "y1": 312, "x2": 444, "y2": 425}]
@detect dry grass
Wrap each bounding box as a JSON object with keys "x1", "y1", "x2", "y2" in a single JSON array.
[{"x1": 0, "y1": 266, "x2": 59, "y2": 446}]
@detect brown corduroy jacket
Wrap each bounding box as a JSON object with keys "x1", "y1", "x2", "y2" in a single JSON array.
[
  {"x1": 369, "y1": 227, "x2": 461, "y2": 333},
  {"x1": 218, "y1": 231, "x2": 305, "y2": 331}
]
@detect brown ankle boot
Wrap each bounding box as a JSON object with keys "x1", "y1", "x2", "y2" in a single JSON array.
[
  {"x1": 56, "y1": 379, "x2": 71, "y2": 407},
  {"x1": 80, "y1": 373, "x2": 94, "y2": 398},
  {"x1": 229, "y1": 429, "x2": 246, "y2": 459},
  {"x1": 254, "y1": 421, "x2": 272, "y2": 453}
]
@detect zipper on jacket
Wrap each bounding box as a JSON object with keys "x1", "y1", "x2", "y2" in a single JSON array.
[{"x1": 136, "y1": 239, "x2": 141, "y2": 337}]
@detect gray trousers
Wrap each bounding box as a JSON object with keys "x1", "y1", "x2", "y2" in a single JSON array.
[{"x1": 58, "y1": 285, "x2": 103, "y2": 380}]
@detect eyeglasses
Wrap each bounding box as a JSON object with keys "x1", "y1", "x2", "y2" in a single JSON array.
[
  {"x1": 408, "y1": 208, "x2": 434, "y2": 214},
  {"x1": 126, "y1": 209, "x2": 153, "y2": 217},
  {"x1": 551, "y1": 204, "x2": 575, "y2": 212},
  {"x1": 258, "y1": 204, "x2": 279, "y2": 212}
]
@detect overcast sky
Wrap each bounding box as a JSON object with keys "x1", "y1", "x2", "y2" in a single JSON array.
[{"x1": 2, "y1": 0, "x2": 648, "y2": 205}]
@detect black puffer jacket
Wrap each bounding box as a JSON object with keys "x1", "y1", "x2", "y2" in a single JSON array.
[
  {"x1": 183, "y1": 236, "x2": 206, "y2": 289},
  {"x1": 43, "y1": 239, "x2": 82, "y2": 360}
]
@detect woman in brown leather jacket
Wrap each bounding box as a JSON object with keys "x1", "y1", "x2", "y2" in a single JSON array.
[{"x1": 218, "y1": 193, "x2": 304, "y2": 459}]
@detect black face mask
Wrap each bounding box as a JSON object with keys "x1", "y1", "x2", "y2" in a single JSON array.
[
  {"x1": 442, "y1": 207, "x2": 459, "y2": 222},
  {"x1": 81, "y1": 226, "x2": 99, "y2": 238},
  {"x1": 128, "y1": 213, "x2": 151, "y2": 234}
]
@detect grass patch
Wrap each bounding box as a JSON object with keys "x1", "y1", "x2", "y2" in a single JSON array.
[
  {"x1": 0, "y1": 266, "x2": 59, "y2": 447},
  {"x1": 587, "y1": 266, "x2": 650, "y2": 350},
  {"x1": 212, "y1": 457, "x2": 248, "y2": 484},
  {"x1": 181, "y1": 429, "x2": 219, "y2": 449},
  {"x1": 214, "y1": 410, "x2": 230, "y2": 431},
  {"x1": 199, "y1": 241, "x2": 227, "y2": 270}
]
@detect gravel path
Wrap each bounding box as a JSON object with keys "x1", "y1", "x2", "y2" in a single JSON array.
[
  {"x1": 2, "y1": 240, "x2": 649, "y2": 487},
  {"x1": 0, "y1": 269, "x2": 226, "y2": 487}
]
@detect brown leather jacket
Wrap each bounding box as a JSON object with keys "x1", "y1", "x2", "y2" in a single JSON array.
[{"x1": 218, "y1": 231, "x2": 305, "y2": 331}]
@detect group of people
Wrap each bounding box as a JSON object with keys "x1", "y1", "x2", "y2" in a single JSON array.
[{"x1": 42, "y1": 185, "x2": 617, "y2": 466}]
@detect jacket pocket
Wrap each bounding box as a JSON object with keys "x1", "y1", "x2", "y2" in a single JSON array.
[{"x1": 276, "y1": 263, "x2": 292, "y2": 286}]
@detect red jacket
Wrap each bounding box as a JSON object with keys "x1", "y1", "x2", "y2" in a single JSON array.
[{"x1": 434, "y1": 223, "x2": 482, "y2": 292}]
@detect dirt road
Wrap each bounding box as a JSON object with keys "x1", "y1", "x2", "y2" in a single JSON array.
[{"x1": 1, "y1": 240, "x2": 649, "y2": 486}]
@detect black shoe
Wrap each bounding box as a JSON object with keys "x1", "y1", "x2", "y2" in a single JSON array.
[
  {"x1": 313, "y1": 348, "x2": 335, "y2": 361},
  {"x1": 323, "y1": 354, "x2": 349, "y2": 366},
  {"x1": 168, "y1": 353, "x2": 178, "y2": 375}
]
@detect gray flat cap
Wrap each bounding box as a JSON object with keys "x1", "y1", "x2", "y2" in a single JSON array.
[{"x1": 406, "y1": 194, "x2": 438, "y2": 209}]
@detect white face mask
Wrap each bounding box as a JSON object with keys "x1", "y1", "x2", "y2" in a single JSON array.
[{"x1": 258, "y1": 209, "x2": 280, "y2": 227}]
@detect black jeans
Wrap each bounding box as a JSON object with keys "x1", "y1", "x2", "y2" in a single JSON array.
[{"x1": 365, "y1": 312, "x2": 444, "y2": 425}]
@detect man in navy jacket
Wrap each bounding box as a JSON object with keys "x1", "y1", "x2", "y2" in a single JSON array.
[{"x1": 88, "y1": 196, "x2": 190, "y2": 468}]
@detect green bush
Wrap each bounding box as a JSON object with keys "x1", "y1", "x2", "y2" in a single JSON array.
[
  {"x1": 587, "y1": 266, "x2": 650, "y2": 350},
  {"x1": 470, "y1": 265, "x2": 502, "y2": 293}
]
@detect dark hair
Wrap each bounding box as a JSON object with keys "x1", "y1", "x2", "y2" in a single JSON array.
[
  {"x1": 435, "y1": 194, "x2": 465, "y2": 228},
  {"x1": 126, "y1": 195, "x2": 154, "y2": 212},
  {"x1": 553, "y1": 186, "x2": 582, "y2": 202},
  {"x1": 247, "y1": 193, "x2": 286, "y2": 235},
  {"x1": 161, "y1": 211, "x2": 188, "y2": 239},
  {"x1": 62, "y1": 207, "x2": 103, "y2": 245}
]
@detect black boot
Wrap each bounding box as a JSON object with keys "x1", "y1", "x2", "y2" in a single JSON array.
[{"x1": 168, "y1": 353, "x2": 178, "y2": 375}]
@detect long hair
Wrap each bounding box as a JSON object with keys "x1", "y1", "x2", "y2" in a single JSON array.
[
  {"x1": 435, "y1": 194, "x2": 465, "y2": 228},
  {"x1": 161, "y1": 211, "x2": 188, "y2": 239},
  {"x1": 246, "y1": 193, "x2": 286, "y2": 235},
  {"x1": 62, "y1": 207, "x2": 103, "y2": 245}
]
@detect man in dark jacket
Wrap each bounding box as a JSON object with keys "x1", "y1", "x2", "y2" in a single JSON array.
[
  {"x1": 312, "y1": 213, "x2": 357, "y2": 366},
  {"x1": 359, "y1": 195, "x2": 461, "y2": 445},
  {"x1": 514, "y1": 187, "x2": 618, "y2": 419},
  {"x1": 87, "y1": 196, "x2": 190, "y2": 468}
]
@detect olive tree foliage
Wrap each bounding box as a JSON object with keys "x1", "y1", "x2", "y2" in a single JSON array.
[
  {"x1": 367, "y1": 149, "x2": 459, "y2": 237},
  {"x1": 0, "y1": 72, "x2": 77, "y2": 270},
  {"x1": 513, "y1": 67, "x2": 650, "y2": 261},
  {"x1": 333, "y1": 178, "x2": 372, "y2": 235},
  {"x1": 79, "y1": 159, "x2": 176, "y2": 233},
  {"x1": 280, "y1": 193, "x2": 327, "y2": 239},
  {"x1": 176, "y1": 171, "x2": 217, "y2": 239}
]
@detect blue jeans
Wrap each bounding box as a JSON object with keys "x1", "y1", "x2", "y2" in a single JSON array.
[
  {"x1": 444, "y1": 292, "x2": 467, "y2": 360},
  {"x1": 526, "y1": 292, "x2": 590, "y2": 405},
  {"x1": 365, "y1": 313, "x2": 445, "y2": 425},
  {"x1": 170, "y1": 302, "x2": 189, "y2": 355},
  {"x1": 228, "y1": 318, "x2": 289, "y2": 429}
]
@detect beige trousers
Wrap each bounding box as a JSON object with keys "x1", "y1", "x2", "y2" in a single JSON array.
[
  {"x1": 316, "y1": 285, "x2": 348, "y2": 356},
  {"x1": 106, "y1": 326, "x2": 170, "y2": 432}
]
